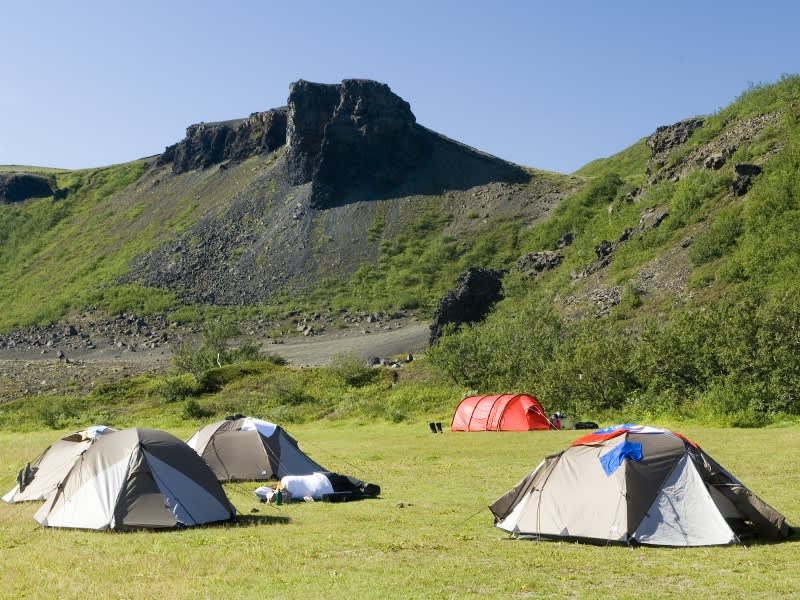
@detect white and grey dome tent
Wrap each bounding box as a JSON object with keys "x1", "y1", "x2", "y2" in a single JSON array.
[
  {"x1": 34, "y1": 428, "x2": 235, "y2": 531},
  {"x1": 490, "y1": 424, "x2": 790, "y2": 546},
  {"x1": 3, "y1": 425, "x2": 116, "y2": 503},
  {"x1": 187, "y1": 415, "x2": 326, "y2": 482}
]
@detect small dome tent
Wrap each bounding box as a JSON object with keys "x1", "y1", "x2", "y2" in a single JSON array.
[
  {"x1": 490, "y1": 424, "x2": 790, "y2": 546},
  {"x1": 187, "y1": 416, "x2": 326, "y2": 482},
  {"x1": 3, "y1": 425, "x2": 117, "y2": 503},
  {"x1": 451, "y1": 394, "x2": 554, "y2": 431},
  {"x1": 34, "y1": 428, "x2": 235, "y2": 531}
]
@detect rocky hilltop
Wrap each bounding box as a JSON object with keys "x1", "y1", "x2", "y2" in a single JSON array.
[
  {"x1": 157, "y1": 109, "x2": 288, "y2": 174},
  {"x1": 156, "y1": 79, "x2": 529, "y2": 209},
  {"x1": 122, "y1": 78, "x2": 551, "y2": 305}
]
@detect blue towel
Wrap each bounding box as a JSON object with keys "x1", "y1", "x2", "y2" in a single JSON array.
[{"x1": 599, "y1": 441, "x2": 643, "y2": 475}]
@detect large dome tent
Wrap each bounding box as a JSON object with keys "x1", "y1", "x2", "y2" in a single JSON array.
[
  {"x1": 490, "y1": 424, "x2": 790, "y2": 546},
  {"x1": 34, "y1": 428, "x2": 235, "y2": 531},
  {"x1": 187, "y1": 415, "x2": 326, "y2": 482},
  {"x1": 451, "y1": 394, "x2": 554, "y2": 431}
]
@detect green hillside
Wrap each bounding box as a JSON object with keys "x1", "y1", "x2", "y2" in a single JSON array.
[
  {"x1": 1, "y1": 75, "x2": 800, "y2": 428},
  {"x1": 429, "y1": 75, "x2": 800, "y2": 426}
]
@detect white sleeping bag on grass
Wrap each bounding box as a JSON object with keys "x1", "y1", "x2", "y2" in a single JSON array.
[{"x1": 280, "y1": 472, "x2": 334, "y2": 500}]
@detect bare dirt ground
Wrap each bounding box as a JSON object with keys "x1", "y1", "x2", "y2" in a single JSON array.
[
  {"x1": 264, "y1": 321, "x2": 429, "y2": 367},
  {"x1": 0, "y1": 321, "x2": 430, "y2": 401}
]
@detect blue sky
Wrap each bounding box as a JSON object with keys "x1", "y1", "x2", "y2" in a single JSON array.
[{"x1": 2, "y1": 0, "x2": 798, "y2": 173}]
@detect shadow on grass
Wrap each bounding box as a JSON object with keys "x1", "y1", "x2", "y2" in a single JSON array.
[{"x1": 233, "y1": 513, "x2": 291, "y2": 527}]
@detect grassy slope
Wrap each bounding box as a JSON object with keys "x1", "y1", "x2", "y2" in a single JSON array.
[
  {"x1": 1, "y1": 77, "x2": 798, "y2": 333},
  {"x1": 1, "y1": 423, "x2": 798, "y2": 598},
  {"x1": 0, "y1": 151, "x2": 573, "y2": 329},
  {"x1": 0, "y1": 155, "x2": 286, "y2": 329}
]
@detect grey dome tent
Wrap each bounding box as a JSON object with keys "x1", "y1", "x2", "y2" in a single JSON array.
[
  {"x1": 3, "y1": 425, "x2": 117, "y2": 503},
  {"x1": 34, "y1": 428, "x2": 235, "y2": 531},
  {"x1": 186, "y1": 416, "x2": 326, "y2": 482},
  {"x1": 490, "y1": 424, "x2": 790, "y2": 546}
]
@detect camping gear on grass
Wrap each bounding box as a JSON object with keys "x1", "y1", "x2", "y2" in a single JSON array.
[
  {"x1": 3, "y1": 426, "x2": 117, "y2": 503},
  {"x1": 187, "y1": 415, "x2": 326, "y2": 482},
  {"x1": 451, "y1": 394, "x2": 554, "y2": 431},
  {"x1": 34, "y1": 428, "x2": 235, "y2": 531},
  {"x1": 490, "y1": 424, "x2": 790, "y2": 546},
  {"x1": 254, "y1": 472, "x2": 381, "y2": 503}
]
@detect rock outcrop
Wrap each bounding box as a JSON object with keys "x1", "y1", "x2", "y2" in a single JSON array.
[
  {"x1": 732, "y1": 163, "x2": 762, "y2": 196},
  {"x1": 0, "y1": 173, "x2": 54, "y2": 204},
  {"x1": 286, "y1": 79, "x2": 433, "y2": 208},
  {"x1": 646, "y1": 118, "x2": 705, "y2": 156},
  {"x1": 643, "y1": 112, "x2": 781, "y2": 188},
  {"x1": 514, "y1": 251, "x2": 562, "y2": 278},
  {"x1": 130, "y1": 79, "x2": 536, "y2": 306},
  {"x1": 158, "y1": 108, "x2": 287, "y2": 174},
  {"x1": 429, "y1": 267, "x2": 504, "y2": 345},
  {"x1": 156, "y1": 78, "x2": 529, "y2": 209},
  {"x1": 574, "y1": 207, "x2": 668, "y2": 280}
]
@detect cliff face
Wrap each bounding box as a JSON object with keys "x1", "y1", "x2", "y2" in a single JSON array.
[
  {"x1": 123, "y1": 78, "x2": 540, "y2": 305},
  {"x1": 157, "y1": 108, "x2": 287, "y2": 174},
  {"x1": 285, "y1": 81, "x2": 341, "y2": 185},
  {"x1": 0, "y1": 173, "x2": 54, "y2": 204},
  {"x1": 286, "y1": 79, "x2": 433, "y2": 208},
  {"x1": 156, "y1": 78, "x2": 529, "y2": 209}
]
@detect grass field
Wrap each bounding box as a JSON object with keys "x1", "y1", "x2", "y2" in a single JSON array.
[{"x1": 1, "y1": 421, "x2": 798, "y2": 599}]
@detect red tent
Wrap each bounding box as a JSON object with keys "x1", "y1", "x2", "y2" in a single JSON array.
[{"x1": 450, "y1": 394, "x2": 554, "y2": 431}]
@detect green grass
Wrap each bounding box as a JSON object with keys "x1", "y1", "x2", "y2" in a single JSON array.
[
  {"x1": 572, "y1": 138, "x2": 650, "y2": 185},
  {"x1": 0, "y1": 422, "x2": 798, "y2": 598},
  {"x1": 0, "y1": 358, "x2": 460, "y2": 432}
]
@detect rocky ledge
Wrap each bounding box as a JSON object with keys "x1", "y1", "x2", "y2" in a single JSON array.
[
  {"x1": 157, "y1": 109, "x2": 288, "y2": 174},
  {"x1": 156, "y1": 78, "x2": 529, "y2": 209},
  {"x1": 0, "y1": 173, "x2": 55, "y2": 204}
]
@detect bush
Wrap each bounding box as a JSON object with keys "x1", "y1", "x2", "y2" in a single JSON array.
[
  {"x1": 330, "y1": 352, "x2": 379, "y2": 387},
  {"x1": 667, "y1": 171, "x2": 730, "y2": 228},
  {"x1": 689, "y1": 205, "x2": 743, "y2": 265},
  {"x1": 173, "y1": 321, "x2": 265, "y2": 379},
  {"x1": 197, "y1": 363, "x2": 264, "y2": 393},
  {"x1": 154, "y1": 374, "x2": 199, "y2": 403},
  {"x1": 183, "y1": 399, "x2": 214, "y2": 420}
]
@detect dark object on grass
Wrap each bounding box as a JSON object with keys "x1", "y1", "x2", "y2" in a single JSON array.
[
  {"x1": 435, "y1": 422, "x2": 443, "y2": 433},
  {"x1": 575, "y1": 421, "x2": 599, "y2": 430},
  {"x1": 325, "y1": 472, "x2": 381, "y2": 499}
]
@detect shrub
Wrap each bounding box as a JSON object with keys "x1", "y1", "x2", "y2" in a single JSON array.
[
  {"x1": 154, "y1": 374, "x2": 199, "y2": 403},
  {"x1": 688, "y1": 205, "x2": 743, "y2": 265},
  {"x1": 667, "y1": 170, "x2": 730, "y2": 228},
  {"x1": 330, "y1": 352, "x2": 379, "y2": 387},
  {"x1": 183, "y1": 399, "x2": 214, "y2": 420}
]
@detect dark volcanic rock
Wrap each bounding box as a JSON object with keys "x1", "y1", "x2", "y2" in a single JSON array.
[
  {"x1": 515, "y1": 251, "x2": 562, "y2": 278},
  {"x1": 156, "y1": 77, "x2": 529, "y2": 209},
  {"x1": 595, "y1": 240, "x2": 615, "y2": 259},
  {"x1": 286, "y1": 79, "x2": 433, "y2": 208},
  {"x1": 285, "y1": 81, "x2": 341, "y2": 185},
  {"x1": 315, "y1": 80, "x2": 431, "y2": 207},
  {"x1": 732, "y1": 163, "x2": 762, "y2": 196},
  {"x1": 158, "y1": 108, "x2": 287, "y2": 174},
  {"x1": 132, "y1": 78, "x2": 533, "y2": 306},
  {"x1": 557, "y1": 232, "x2": 575, "y2": 248},
  {"x1": 0, "y1": 173, "x2": 54, "y2": 203},
  {"x1": 429, "y1": 267, "x2": 504, "y2": 345},
  {"x1": 283, "y1": 78, "x2": 530, "y2": 209},
  {"x1": 646, "y1": 117, "x2": 705, "y2": 156}
]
